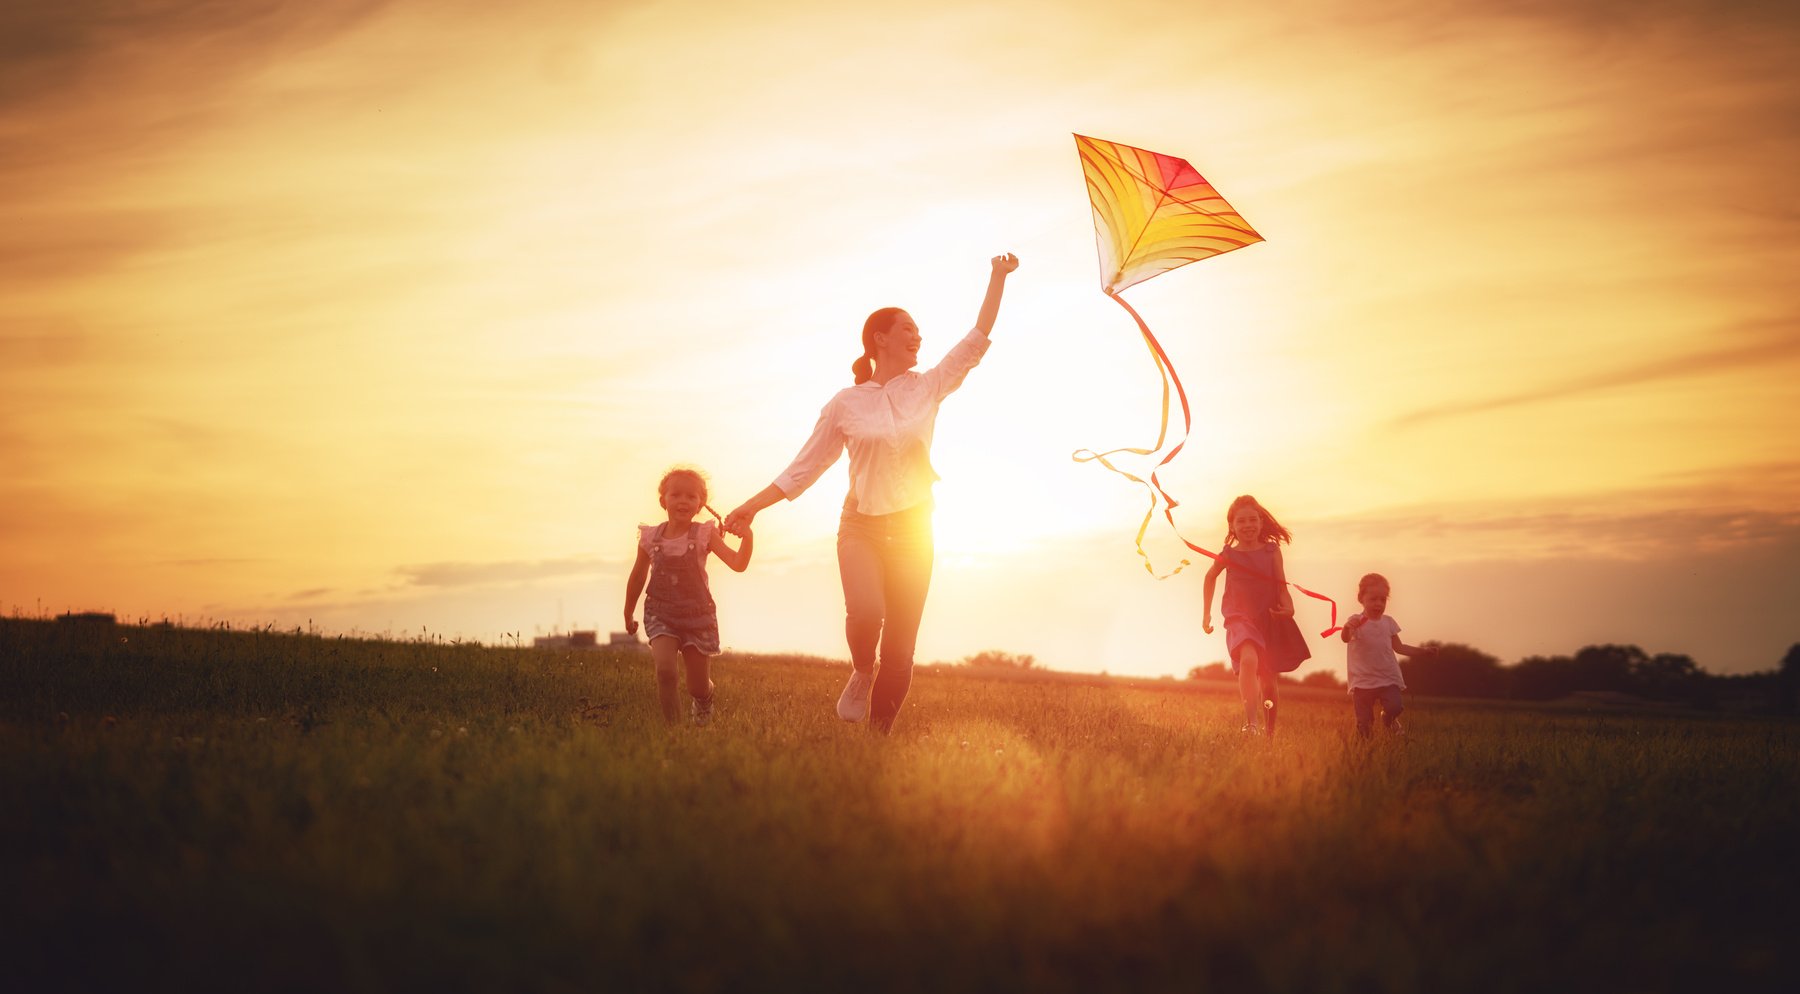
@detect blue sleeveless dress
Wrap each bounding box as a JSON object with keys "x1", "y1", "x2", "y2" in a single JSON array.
[{"x1": 1221, "y1": 544, "x2": 1278, "y2": 672}]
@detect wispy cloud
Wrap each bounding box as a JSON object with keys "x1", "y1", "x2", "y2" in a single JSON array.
[
  {"x1": 1392, "y1": 315, "x2": 1800, "y2": 427},
  {"x1": 393, "y1": 544, "x2": 824, "y2": 590},
  {"x1": 0, "y1": 1, "x2": 389, "y2": 104},
  {"x1": 1317, "y1": 483, "x2": 1800, "y2": 563},
  {"x1": 397, "y1": 557, "x2": 623, "y2": 589},
  {"x1": 0, "y1": 327, "x2": 92, "y2": 364}
]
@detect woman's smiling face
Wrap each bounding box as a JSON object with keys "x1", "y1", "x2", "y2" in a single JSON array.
[{"x1": 874, "y1": 311, "x2": 921, "y2": 371}]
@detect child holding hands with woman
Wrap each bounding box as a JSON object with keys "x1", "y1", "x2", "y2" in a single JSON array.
[{"x1": 624, "y1": 467, "x2": 753, "y2": 727}]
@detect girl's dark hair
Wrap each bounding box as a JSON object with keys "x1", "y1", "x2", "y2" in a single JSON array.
[
  {"x1": 1223, "y1": 494, "x2": 1292, "y2": 547},
  {"x1": 852, "y1": 307, "x2": 905, "y2": 384}
]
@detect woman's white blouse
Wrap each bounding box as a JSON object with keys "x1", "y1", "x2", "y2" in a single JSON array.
[{"x1": 771, "y1": 328, "x2": 991, "y2": 516}]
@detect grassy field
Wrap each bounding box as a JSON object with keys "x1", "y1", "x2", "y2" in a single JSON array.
[{"x1": 3, "y1": 617, "x2": 1796, "y2": 993}]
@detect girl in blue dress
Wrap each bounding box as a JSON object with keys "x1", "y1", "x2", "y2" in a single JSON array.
[{"x1": 1200, "y1": 494, "x2": 1295, "y2": 737}]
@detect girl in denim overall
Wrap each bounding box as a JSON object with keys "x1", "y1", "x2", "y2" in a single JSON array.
[{"x1": 624, "y1": 468, "x2": 753, "y2": 726}]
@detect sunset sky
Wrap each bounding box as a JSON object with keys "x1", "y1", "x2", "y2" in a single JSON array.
[{"x1": 4, "y1": 0, "x2": 1796, "y2": 678}]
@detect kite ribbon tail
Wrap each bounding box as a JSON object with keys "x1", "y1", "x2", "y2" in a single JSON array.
[
  {"x1": 1108, "y1": 288, "x2": 1195, "y2": 579},
  {"x1": 1101, "y1": 288, "x2": 1202, "y2": 579},
  {"x1": 1107, "y1": 289, "x2": 1193, "y2": 512},
  {"x1": 1071, "y1": 291, "x2": 1175, "y2": 463},
  {"x1": 1069, "y1": 449, "x2": 1190, "y2": 580},
  {"x1": 1109, "y1": 288, "x2": 1209, "y2": 579},
  {"x1": 1070, "y1": 289, "x2": 1186, "y2": 576},
  {"x1": 1111, "y1": 290, "x2": 1344, "y2": 632},
  {"x1": 1291, "y1": 581, "x2": 1342, "y2": 638}
]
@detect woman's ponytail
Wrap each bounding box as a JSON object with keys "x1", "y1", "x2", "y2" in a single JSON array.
[{"x1": 854, "y1": 306, "x2": 904, "y2": 384}]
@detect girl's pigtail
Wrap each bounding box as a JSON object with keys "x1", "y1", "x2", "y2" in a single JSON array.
[{"x1": 851, "y1": 354, "x2": 873, "y2": 384}]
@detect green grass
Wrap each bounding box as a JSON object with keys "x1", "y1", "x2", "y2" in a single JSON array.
[{"x1": 3, "y1": 617, "x2": 1795, "y2": 993}]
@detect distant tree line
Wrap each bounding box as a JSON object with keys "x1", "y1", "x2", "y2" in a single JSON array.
[
  {"x1": 961, "y1": 650, "x2": 1037, "y2": 670},
  {"x1": 1191, "y1": 642, "x2": 1800, "y2": 714}
]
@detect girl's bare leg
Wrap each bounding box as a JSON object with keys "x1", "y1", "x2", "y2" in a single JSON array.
[
  {"x1": 650, "y1": 636, "x2": 681, "y2": 724},
  {"x1": 683, "y1": 646, "x2": 713, "y2": 703},
  {"x1": 1238, "y1": 644, "x2": 1263, "y2": 729}
]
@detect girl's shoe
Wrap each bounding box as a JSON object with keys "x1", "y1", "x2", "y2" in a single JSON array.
[{"x1": 691, "y1": 695, "x2": 715, "y2": 727}]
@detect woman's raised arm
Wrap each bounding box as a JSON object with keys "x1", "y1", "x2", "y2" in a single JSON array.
[{"x1": 973, "y1": 253, "x2": 1019, "y2": 337}]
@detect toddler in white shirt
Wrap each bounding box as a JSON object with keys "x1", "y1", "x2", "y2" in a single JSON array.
[{"x1": 1341, "y1": 572, "x2": 1437, "y2": 737}]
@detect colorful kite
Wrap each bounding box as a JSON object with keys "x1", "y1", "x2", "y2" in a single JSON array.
[{"x1": 1072, "y1": 133, "x2": 1339, "y2": 635}]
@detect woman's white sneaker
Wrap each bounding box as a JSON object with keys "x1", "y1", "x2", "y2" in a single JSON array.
[{"x1": 836, "y1": 668, "x2": 874, "y2": 722}]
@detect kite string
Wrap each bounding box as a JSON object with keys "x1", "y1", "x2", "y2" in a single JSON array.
[{"x1": 1079, "y1": 291, "x2": 1342, "y2": 637}]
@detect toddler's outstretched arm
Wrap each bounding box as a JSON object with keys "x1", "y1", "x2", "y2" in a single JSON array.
[{"x1": 1393, "y1": 635, "x2": 1437, "y2": 658}]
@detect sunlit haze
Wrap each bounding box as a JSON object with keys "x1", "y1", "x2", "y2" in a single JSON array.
[{"x1": 4, "y1": 0, "x2": 1796, "y2": 677}]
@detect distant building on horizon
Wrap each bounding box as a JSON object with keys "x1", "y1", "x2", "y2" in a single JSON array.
[
  {"x1": 531, "y1": 629, "x2": 629, "y2": 651},
  {"x1": 608, "y1": 631, "x2": 648, "y2": 652},
  {"x1": 528, "y1": 629, "x2": 648, "y2": 653}
]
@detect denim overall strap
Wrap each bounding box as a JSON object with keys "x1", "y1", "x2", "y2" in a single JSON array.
[{"x1": 646, "y1": 523, "x2": 713, "y2": 605}]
